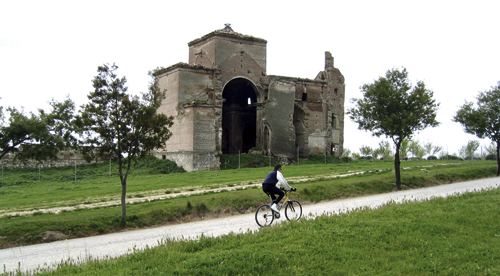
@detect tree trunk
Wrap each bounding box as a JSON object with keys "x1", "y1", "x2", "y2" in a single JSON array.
[
  {"x1": 394, "y1": 142, "x2": 401, "y2": 190},
  {"x1": 121, "y1": 180, "x2": 127, "y2": 228},
  {"x1": 496, "y1": 140, "x2": 500, "y2": 176}
]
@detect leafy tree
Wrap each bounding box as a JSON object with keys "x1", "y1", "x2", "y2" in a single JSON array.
[
  {"x1": 459, "y1": 140, "x2": 480, "y2": 160},
  {"x1": 423, "y1": 142, "x2": 433, "y2": 157},
  {"x1": 422, "y1": 141, "x2": 442, "y2": 160},
  {"x1": 0, "y1": 98, "x2": 4, "y2": 125},
  {"x1": 409, "y1": 140, "x2": 426, "y2": 159},
  {"x1": 458, "y1": 146, "x2": 466, "y2": 159},
  {"x1": 359, "y1": 145, "x2": 373, "y2": 157},
  {"x1": 399, "y1": 138, "x2": 410, "y2": 158},
  {"x1": 0, "y1": 97, "x2": 76, "y2": 162},
  {"x1": 422, "y1": 141, "x2": 443, "y2": 158},
  {"x1": 431, "y1": 145, "x2": 443, "y2": 156},
  {"x1": 348, "y1": 67, "x2": 440, "y2": 189},
  {"x1": 341, "y1": 148, "x2": 352, "y2": 158},
  {"x1": 373, "y1": 140, "x2": 393, "y2": 160},
  {"x1": 453, "y1": 81, "x2": 500, "y2": 175},
  {"x1": 352, "y1": 152, "x2": 361, "y2": 160},
  {"x1": 484, "y1": 142, "x2": 496, "y2": 155},
  {"x1": 77, "y1": 64, "x2": 174, "y2": 227}
]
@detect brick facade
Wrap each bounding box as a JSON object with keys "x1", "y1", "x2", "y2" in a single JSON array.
[{"x1": 152, "y1": 25, "x2": 345, "y2": 171}]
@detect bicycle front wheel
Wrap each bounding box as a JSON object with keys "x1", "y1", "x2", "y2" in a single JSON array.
[
  {"x1": 285, "y1": 200, "x2": 302, "y2": 221},
  {"x1": 255, "y1": 204, "x2": 274, "y2": 227}
]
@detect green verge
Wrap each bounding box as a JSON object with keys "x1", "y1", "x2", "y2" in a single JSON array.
[
  {"x1": 29, "y1": 183, "x2": 500, "y2": 275},
  {"x1": 0, "y1": 159, "x2": 497, "y2": 250}
]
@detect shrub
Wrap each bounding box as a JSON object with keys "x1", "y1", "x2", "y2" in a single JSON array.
[
  {"x1": 486, "y1": 154, "x2": 496, "y2": 160},
  {"x1": 134, "y1": 155, "x2": 186, "y2": 174},
  {"x1": 341, "y1": 156, "x2": 352, "y2": 163},
  {"x1": 218, "y1": 154, "x2": 279, "y2": 170},
  {"x1": 440, "y1": 155, "x2": 462, "y2": 160},
  {"x1": 427, "y1": 155, "x2": 438, "y2": 160}
]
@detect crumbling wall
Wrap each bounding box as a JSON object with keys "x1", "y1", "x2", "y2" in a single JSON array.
[
  {"x1": 266, "y1": 79, "x2": 296, "y2": 159},
  {"x1": 155, "y1": 27, "x2": 345, "y2": 171},
  {"x1": 314, "y1": 51, "x2": 346, "y2": 156},
  {"x1": 156, "y1": 65, "x2": 215, "y2": 152},
  {"x1": 153, "y1": 151, "x2": 220, "y2": 172},
  {"x1": 0, "y1": 150, "x2": 104, "y2": 169},
  {"x1": 191, "y1": 105, "x2": 216, "y2": 151}
]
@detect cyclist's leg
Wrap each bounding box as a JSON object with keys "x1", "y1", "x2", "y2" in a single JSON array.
[
  {"x1": 262, "y1": 184, "x2": 277, "y2": 203},
  {"x1": 266, "y1": 185, "x2": 284, "y2": 205},
  {"x1": 275, "y1": 188, "x2": 285, "y2": 204}
]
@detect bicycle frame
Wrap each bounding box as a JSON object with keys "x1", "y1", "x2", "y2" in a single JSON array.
[
  {"x1": 266, "y1": 190, "x2": 292, "y2": 208},
  {"x1": 256, "y1": 189, "x2": 302, "y2": 227}
]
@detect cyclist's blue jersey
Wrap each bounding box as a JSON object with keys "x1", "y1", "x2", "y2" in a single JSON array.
[{"x1": 263, "y1": 171, "x2": 278, "y2": 185}]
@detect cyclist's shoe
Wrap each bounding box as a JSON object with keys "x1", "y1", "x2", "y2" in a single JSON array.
[{"x1": 271, "y1": 203, "x2": 279, "y2": 213}]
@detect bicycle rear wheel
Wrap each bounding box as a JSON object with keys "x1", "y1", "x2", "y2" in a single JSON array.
[
  {"x1": 285, "y1": 200, "x2": 302, "y2": 221},
  {"x1": 255, "y1": 204, "x2": 274, "y2": 227}
]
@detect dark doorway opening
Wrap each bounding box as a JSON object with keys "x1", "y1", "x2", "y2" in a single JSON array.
[{"x1": 222, "y1": 78, "x2": 257, "y2": 154}]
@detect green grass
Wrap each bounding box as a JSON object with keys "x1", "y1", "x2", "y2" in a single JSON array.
[
  {"x1": 0, "y1": 157, "x2": 497, "y2": 251},
  {"x1": 24, "y1": 184, "x2": 500, "y2": 275}
]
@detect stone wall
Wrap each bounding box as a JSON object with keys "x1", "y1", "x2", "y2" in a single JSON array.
[
  {"x1": 266, "y1": 79, "x2": 296, "y2": 158},
  {"x1": 0, "y1": 151, "x2": 99, "y2": 169},
  {"x1": 152, "y1": 151, "x2": 220, "y2": 172},
  {"x1": 152, "y1": 25, "x2": 345, "y2": 172}
]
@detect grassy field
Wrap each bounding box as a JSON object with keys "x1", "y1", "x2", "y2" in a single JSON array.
[
  {"x1": 0, "y1": 157, "x2": 498, "y2": 252},
  {"x1": 12, "y1": 176, "x2": 500, "y2": 275}
]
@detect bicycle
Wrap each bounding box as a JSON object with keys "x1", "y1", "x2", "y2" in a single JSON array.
[{"x1": 255, "y1": 189, "x2": 302, "y2": 227}]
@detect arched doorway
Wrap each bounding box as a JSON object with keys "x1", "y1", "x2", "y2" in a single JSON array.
[{"x1": 222, "y1": 78, "x2": 257, "y2": 154}]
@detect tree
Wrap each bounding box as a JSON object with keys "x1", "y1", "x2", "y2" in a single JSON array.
[
  {"x1": 459, "y1": 140, "x2": 480, "y2": 160},
  {"x1": 409, "y1": 140, "x2": 426, "y2": 159},
  {"x1": 341, "y1": 148, "x2": 352, "y2": 158},
  {"x1": 399, "y1": 138, "x2": 410, "y2": 159},
  {"x1": 348, "y1": 67, "x2": 440, "y2": 190},
  {"x1": 359, "y1": 145, "x2": 373, "y2": 157},
  {"x1": 453, "y1": 81, "x2": 500, "y2": 175},
  {"x1": 77, "y1": 64, "x2": 174, "y2": 227},
  {"x1": 352, "y1": 152, "x2": 361, "y2": 160},
  {"x1": 423, "y1": 141, "x2": 443, "y2": 158},
  {"x1": 0, "y1": 98, "x2": 4, "y2": 125},
  {"x1": 373, "y1": 140, "x2": 393, "y2": 160},
  {"x1": 484, "y1": 142, "x2": 496, "y2": 155},
  {"x1": 431, "y1": 145, "x2": 443, "y2": 156},
  {"x1": 0, "y1": 97, "x2": 76, "y2": 162}
]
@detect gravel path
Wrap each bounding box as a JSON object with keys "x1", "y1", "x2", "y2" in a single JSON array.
[{"x1": 1, "y1": 177, "x2": 499, "y2": 274}]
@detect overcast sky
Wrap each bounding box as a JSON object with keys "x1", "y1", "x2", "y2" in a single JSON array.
[{"x1": 1, "y1": 0, "x2": 499, "y2": 157}]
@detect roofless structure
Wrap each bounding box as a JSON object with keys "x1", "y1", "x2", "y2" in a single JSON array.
[{"x1": 153, "y1": 24, "x2": 345, "y2": 171}]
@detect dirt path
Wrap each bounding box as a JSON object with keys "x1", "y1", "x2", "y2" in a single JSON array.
[
  {"x1": 1, "y1": 163, "x2": 458, "y2": 218},
  {"x1": 0, "y1": 171, "x2": 365, "y2": 218},
  {"x1": 1, "y1": 176, "x2": 499, "y2": 274}
]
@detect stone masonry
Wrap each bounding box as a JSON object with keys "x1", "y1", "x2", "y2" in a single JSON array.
[{"x1": 152, "y1": 24, "x2": 345, "y2": 171}]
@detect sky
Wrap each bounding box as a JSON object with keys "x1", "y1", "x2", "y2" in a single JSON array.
[{"x1": 1, "y1": 0, "x2": 499, "y2": 157}]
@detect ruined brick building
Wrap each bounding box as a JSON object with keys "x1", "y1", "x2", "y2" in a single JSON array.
[{"x1": 152, "y1": 25, "x2": 345, "y2": 171}]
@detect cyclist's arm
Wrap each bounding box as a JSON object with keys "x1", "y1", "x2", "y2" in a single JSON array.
[{"x1": 277, "y1": 171, "x2": 292, "y2": 190}]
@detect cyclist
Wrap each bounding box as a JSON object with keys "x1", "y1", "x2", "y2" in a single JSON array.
[{"x1": 262, "y1": 164, "x2": 296, "y2": 213}]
